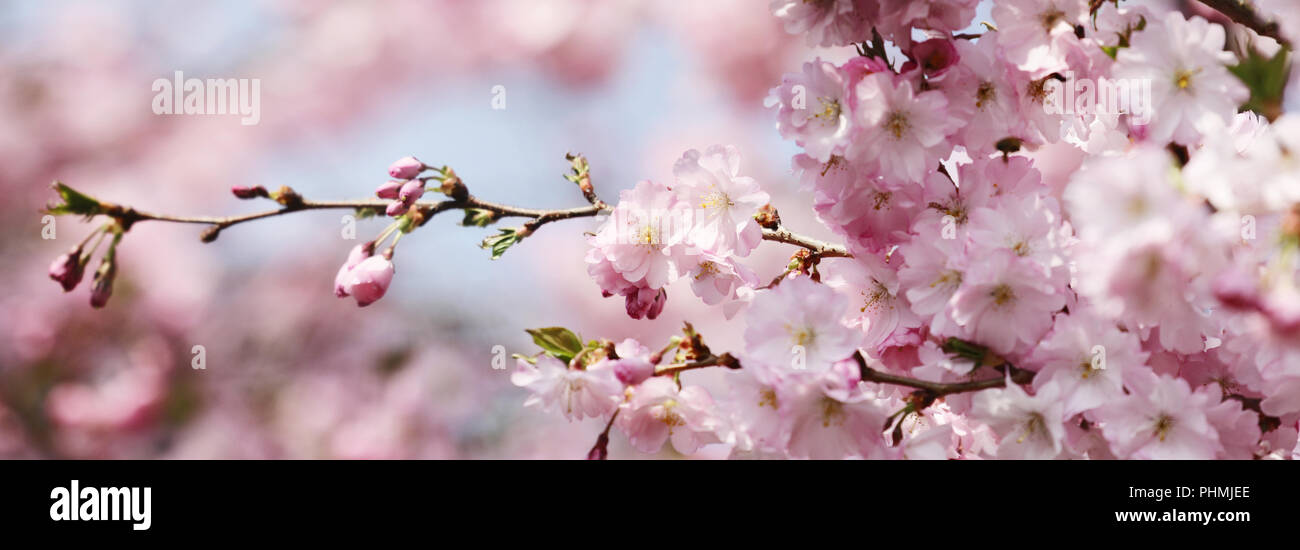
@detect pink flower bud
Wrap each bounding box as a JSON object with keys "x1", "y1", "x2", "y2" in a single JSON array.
[
  {"x1": 624, "y1": 287, "x2": 667, "y2": 320},
  {"x1": 610, "y1": 357, "x2": 654, "y2": 386},
  {"x1": 89, "y1": 257, "x2": 116, "y2": 309},
  {"x1": 343, "y1": 255, "x2": 394, "y2": 307},
  {"x1": 902, "y1": 38, "x2": 959, "y2": 78},
  {"x1": 334, "y1": 242, "x2": 375, "y2": 298},
  {"x1": 231, "y1": 185, "x2": 268, "y2": 199},
  {"x1": 398, "y1": 179, "x2": 426, "y2": 203},
  {"x1": 49, "y1": 248, "x2": 86, "y2": 292},
  {"x1": 375, "y1": 180, "x2": 403, "y2": 200},
  {"x1": 388, "y1": 156, "x2": 425, "y2": 179},
  {"x1": 586, "y1": 432, "x2": 610, "y2": 460},
  {"x1": 386, "y1": 200, "x2": 410, "y2": 217}
]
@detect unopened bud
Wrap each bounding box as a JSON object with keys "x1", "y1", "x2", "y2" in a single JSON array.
[
  {"x1": 398, "y1": 179, "x2": 426, "y2": 203},
  {"x1": 89, "y1": 255, "x2": 117, "y2": 309},
  {"x1": 230, "y1": 185, "x2": 269, "y2": 199},
  {"x1": 48, "y1": 247, "x2": 86, "y2": 292},
  {"x1": 388, "y1": 156, "x2": 425, "y2": 180},
  {"x1": 375, "y1": 180, "x2": 403, "y2": 200}
]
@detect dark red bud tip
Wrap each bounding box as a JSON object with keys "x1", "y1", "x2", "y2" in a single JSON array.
[
  {"x1": 231, "y1": 185, "x2": 269, "y2": 199},
  {"x1": 586, "y1": 434, "x2": 610, "y2": 460}
]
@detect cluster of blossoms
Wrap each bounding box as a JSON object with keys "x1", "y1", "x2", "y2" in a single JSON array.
[
  {"x1": 39, "y1": 0, "x2": 1300, "y2": 460},
  {"x1": 332, "y1": 157, "x2": 440, "y2": 307},
  {"x1": 584, "y1": 145, "x2": 769, "y2": 319},
  {"x1": 334, "y1": 156, "x2": 463, "y2": 307},
  {"x1": 509, "y1": 0, "x2": 1300, "y2": 459}
]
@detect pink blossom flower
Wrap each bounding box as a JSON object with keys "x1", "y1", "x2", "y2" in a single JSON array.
[
  {"x1": 1207, "y1": 398, "x2": 1262, "y2": 459},
  {"x1": 685, "y1": 253, "x2": 758, "y2": 312},
  {"x1": 1184, "y1": 112, "x2": 1300, "y2": 214},
  {"x1": 993, "y1": 0, "x2": 1088, "y2": 76},
  {"x1": 1029, "y1": 309, "x2": 1147, "y2": 416},
  {"x1": 949, "y1": 36, "x2": 1020, "y2": 153},
  {"x1": 947, "y1": 249, "x2": 1065, "y2": 355},
  {"x1": 1097, "y1": 373, "x2": 1223, "y2": 459},
  {"x1": 878, "y1": 0, "x2": 980, "y2": 44},
  {"x1": 898, "y1": 222, "x2": 967, "y2": 336},
  {"x1": 333, "y1": 242, "x2": 374, "y2": 298},
  {"x1": 966, "y1": 192, "x2": 1066, "y2": 269},
  {"x1": 767, "y1": 59, "x2": 853, "y2": 162},
  {"x1": 341, "y1": 255, "x2": 394, "y2": 307},
  {"x1": 777, "y1": 368, "x2": 888, "y2": 459},
  {"x1": 511, "y1": 355, "x2": 622, "y2": 421},
  {"x1": 672, "y1": 145, "x2": 769, "y2": 257},
  {"x1": 971, "y1": 379, "x2": 1067, "y2": 459},
  {"x1": 820, "y1": 254, "x2": 922, "y2": 351},
  {"x1": 587, "y1": 180, "x2": 691, "y2": 290},
  {"x1": 744, "y1": 276, "x2": 861, "y2": 372},
  {"x1": 725, "y1": 365, "x2": 786, "y2": 454},
  {"x1": 848, "y1": 73, "x2": 961, "y2": 184},
  {"x1": 769, "y1": 0, "x2": 868, "y2": 48},
  {"x1": 1112, "y1": 12, "x2": 1248, "y2": 145},
  {"x1": 795, "y1": 154, "x2": 924, "y2": 255},
  {"x1": 617, "y1": 377, "x2": 722, "y2": 454}
]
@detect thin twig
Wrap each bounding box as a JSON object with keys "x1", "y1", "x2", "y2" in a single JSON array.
[
  {"x1": 760, "y1": 227, "x2": 852, "y2": 258},
  {"x1": 852, "y1": 350, "x2": 1035, "y2": 402},
  {"x1": 654, "y1": 352, "x2": 741, "y2": 376}
]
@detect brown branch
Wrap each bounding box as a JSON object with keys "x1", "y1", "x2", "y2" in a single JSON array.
[
  {"x1": 1196, "y1": 0, "x2": 1290, "y2": 48},
  {"x1": 108, "y1": 191, "x2": 842, "y2": 256},
  {"x1": 654, "y1": 352, "x2": 741, "y2": 376},
  {"x1": 105, "y1": 195, "x2": 607, "y2": 243},
  {"x1": 852, "y1": 350, "x2": 1035, "y2": 407},
  {"x1": 761, "y1": 226, "x2": 852, "y2": 258}
]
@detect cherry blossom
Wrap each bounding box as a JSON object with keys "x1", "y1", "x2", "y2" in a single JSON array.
[
  {"x1": 743, "y1": 276, "x2": 861, "y2": 373},
  {"x1": 672, "y1": 145, "x2": 769, "y2": 257},
  {"x1": 617, "y1": 377, "x2": 722, "y2": 454},
  {"x1": 27, "y1": 0, "x2": 1300, "y2": 463},
  {"x1": 1112, "y1": 11, "x2": 1249, "y2": 145},
  {"x1": 971, "y1": 378, "x2": 1067, "y2": 459},
  {"x1": 511, "y1": 355, "x2": 622, "y2": 422},
  {"x1": 848, "y1": 72, "x2": 961, "y2": 183}
]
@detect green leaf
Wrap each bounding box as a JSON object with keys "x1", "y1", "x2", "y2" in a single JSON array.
[
  {"x1": 941, "y1": 337, "x2": 988, "y2": 365},
  {"x1": 1230, "y1": 48, "x2": 1290, "y2": 121},
  {"x1": 526, "y1": 327, "x2": 584, "y2": 362},
  {"x1": 44, "y1": 182, "x2": 104, "y2": 217},
  {"x1": 461, "y1": 208, "x2": 497, "y2": 227},
  {"x1": 355, "y1": 206, "x2": 378, "y2": 220},
  {"x1": 480, "y1": 228, "x2": 523, "y2": 259}
]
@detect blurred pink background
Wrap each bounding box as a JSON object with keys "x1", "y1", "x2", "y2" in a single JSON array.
[{"x1": 0, "y1": 0, "x2": 875, "y2": 458}]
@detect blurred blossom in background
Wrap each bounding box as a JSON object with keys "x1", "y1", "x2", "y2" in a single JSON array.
[{"x1": 0, "y1": 0, "x2": 933, "y2": 458}]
